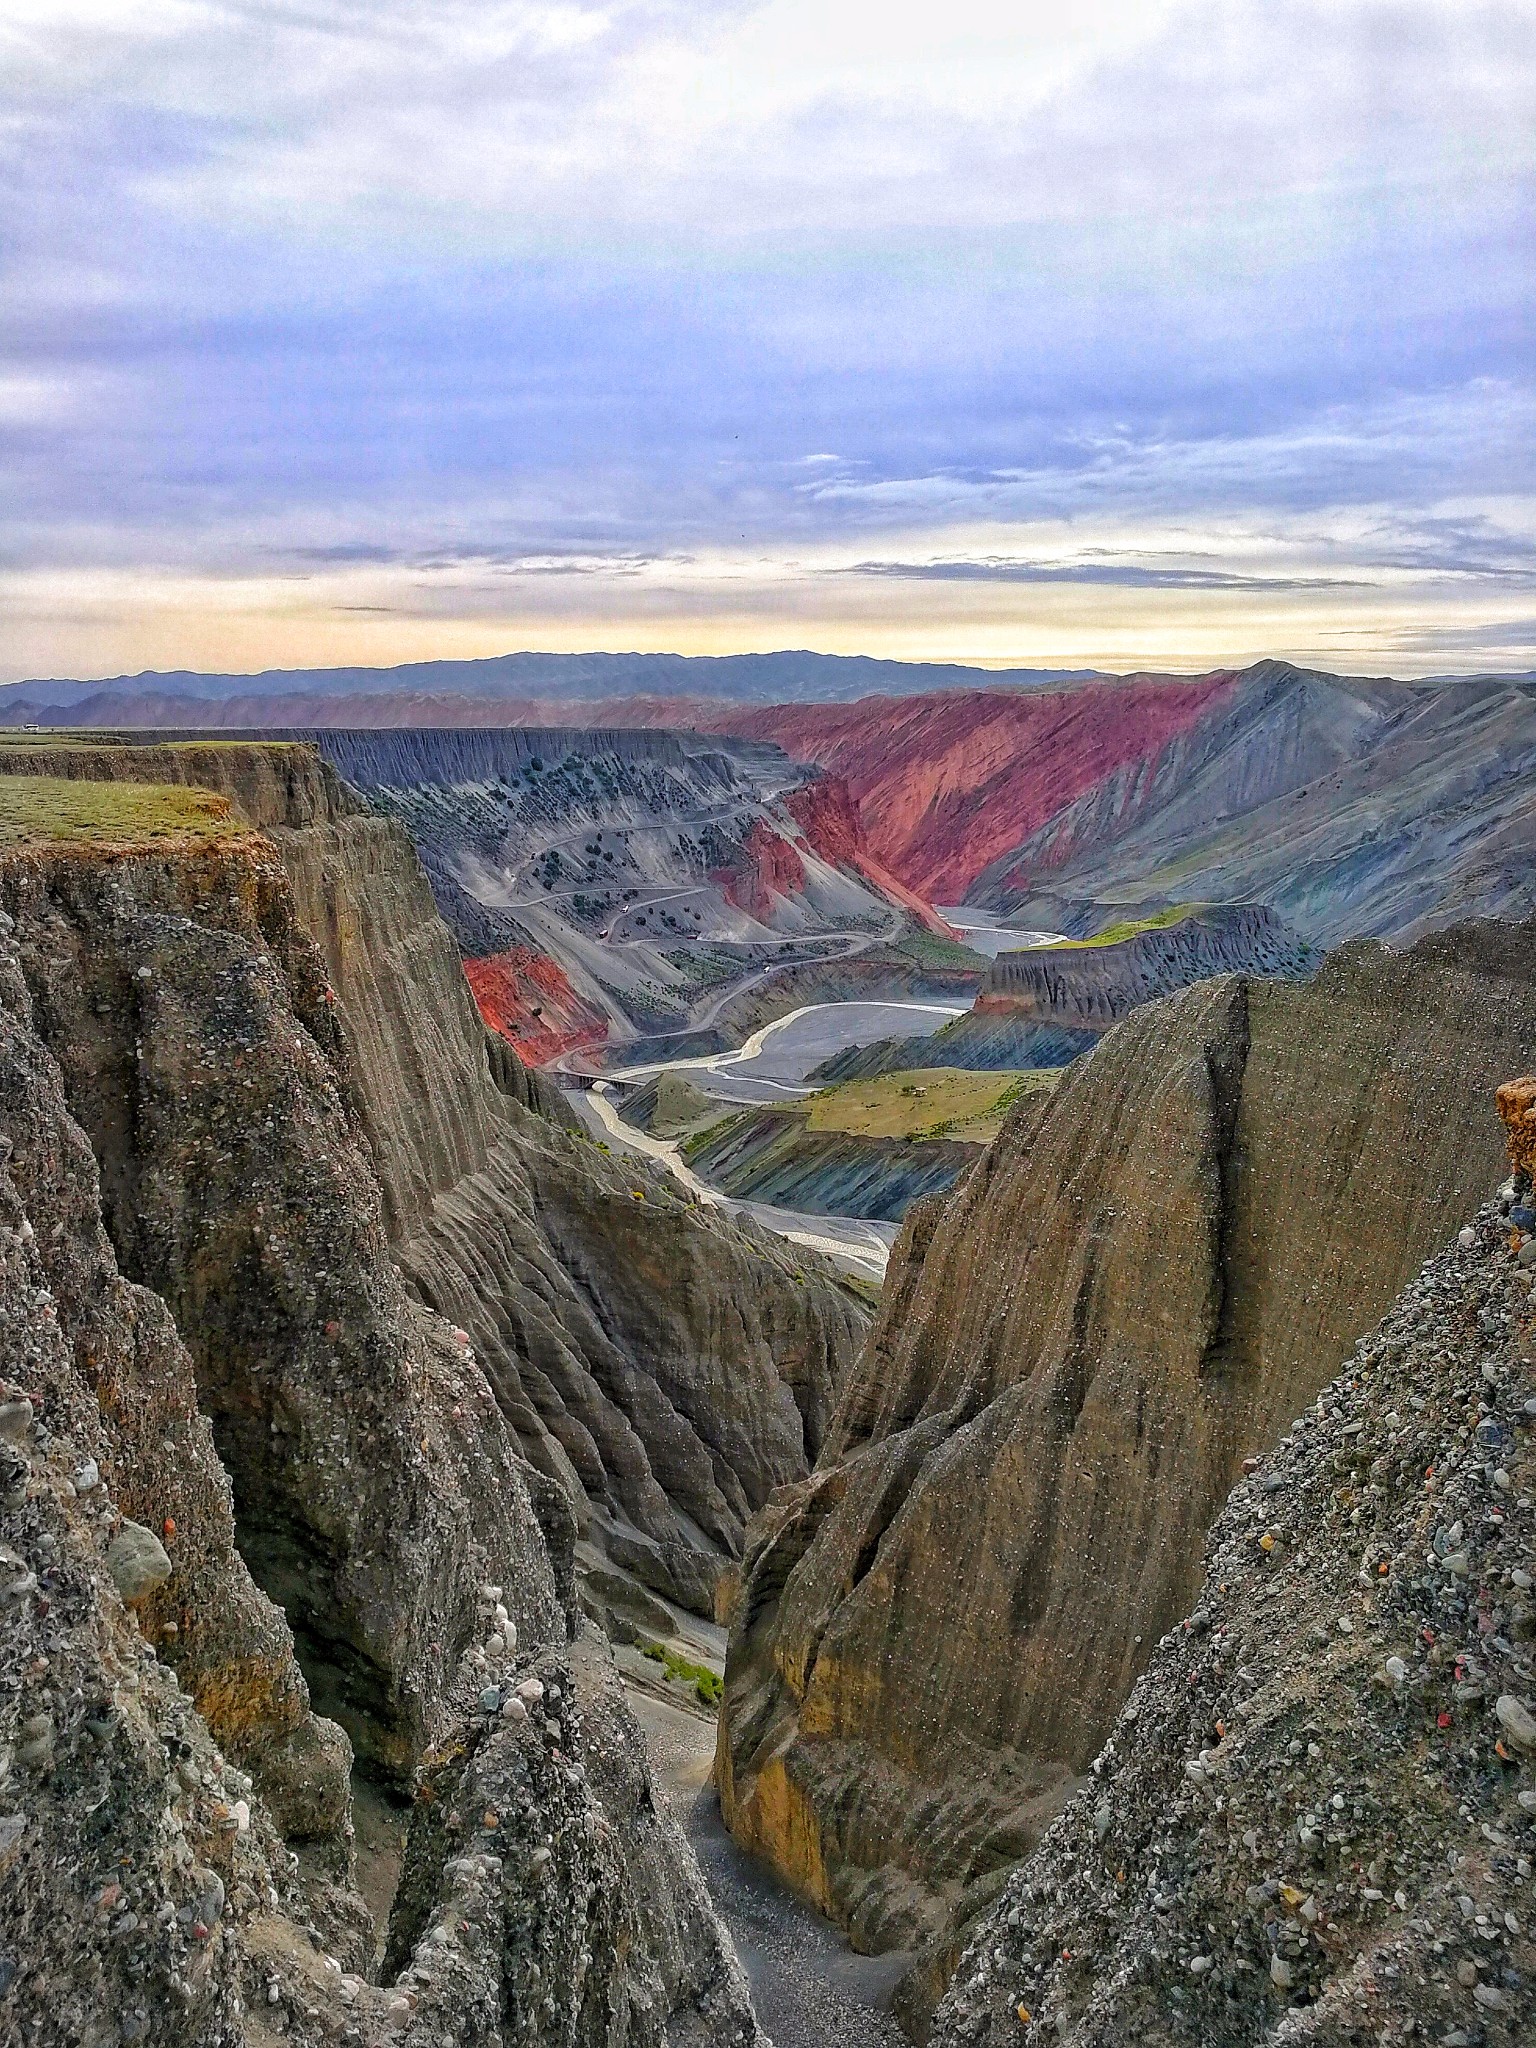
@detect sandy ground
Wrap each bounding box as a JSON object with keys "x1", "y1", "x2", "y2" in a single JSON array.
[{"x1": 627, "y1": 1686, "x2": 908, "y2": 2048}]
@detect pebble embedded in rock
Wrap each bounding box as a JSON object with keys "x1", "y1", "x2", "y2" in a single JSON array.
[
  {"x1": 1495, "y1": 1692, "x2": 1536, "y2": 1751},
  {"x1": 0, "y1": 1398, "x2": 33, "y2": 1440},
  {"x1": 105, "y1": 1521, "x2": 172, "y2": 1601}
]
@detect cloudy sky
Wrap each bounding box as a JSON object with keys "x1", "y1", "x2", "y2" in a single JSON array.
[{"x1": 1, "y1": 0, "x2": 1532, "y2": 681}]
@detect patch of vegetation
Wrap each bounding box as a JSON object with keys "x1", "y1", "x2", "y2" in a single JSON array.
[
  {"x1": 802, "y1": 1066, "x2": 1059, "y2": 1145},
  {"x1": 892, "y1": 929, "x2": 990, "y2": 971},
  {"x1": 639, "y1": 1641, "x2": 723, "y2": 1708},
  {"x1": 0, "y1": 775, "x2": 238, "y2": 851},
  {"x1": 1051, "y1": 903, "x2": 1205, "y2": 949}
]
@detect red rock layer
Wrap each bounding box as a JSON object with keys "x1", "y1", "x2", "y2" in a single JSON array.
[
  {"x1": 784, "y1": 778, "x2": 953, "y2": 936},
  {"x1": 715, "y1": 676, "x2": 1238, "y2": 902},
  {"x1": 711, "y1": 817, "x2": 809, "y2": 921},
  {"x1": 464, "y1": 948, "x2": 607, "y2": 1067}
]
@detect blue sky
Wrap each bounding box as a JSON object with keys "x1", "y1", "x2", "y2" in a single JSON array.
[{"x1": 1, "y1": 1, "x2": 1532, "y2": 680}]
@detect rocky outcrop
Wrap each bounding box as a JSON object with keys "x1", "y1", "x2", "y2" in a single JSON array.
[
  {"x1": 682, "y1": 1106, "x2": 976, "y2": 1222},
  {"x1": 976, "y1": 904, "x2": 1315, "y2": 1030},
  {"x1": 930, "y1": 1188, "x2": 1535, "y2": 2047},
  {"x1": 718, "y1": 920, "x2": 1535, "y2": 2018},
  {"x1": 0, "y1": 771, "x2": 769, "y2": 2042},
  {"x1": 382, "y1": 1631, "x2": 759, "y2": 2048}
]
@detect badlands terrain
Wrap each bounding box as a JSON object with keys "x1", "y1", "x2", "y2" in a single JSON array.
[{"x1": 0, "y1": 660, "x2": 1532, "y2": 2048}]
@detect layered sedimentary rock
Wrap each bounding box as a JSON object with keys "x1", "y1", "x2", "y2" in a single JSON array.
[
  {"x1": 967, "y1": 662, "x2": 1536, "y2": 945},
  {"x1": 975, "y1": 904, "x2": 1314, "y2": 1030},
  {"x1": 0, "y1": 739, "x2": 868, "y2": 1628},
  {"x1": 718, "y1": 920, "x2": 1535, "y2": 2016},
  {"x1": 817, "y1": 904, "x2": 1314, "y2": 1080},
  {"x1": 0, "y1": 770, "x2": 768, "y2": 2043},
  {"x1": 931, "y1": 1191, "x2": 1535, "y2": 2047}
]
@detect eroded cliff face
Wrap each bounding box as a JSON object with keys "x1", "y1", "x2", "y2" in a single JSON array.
[
  {"x1": 0, "y1": 740, "x2": 870, "y2": 1624},
  {"x1": 930, "y1": 1193, "x2": 1535, "y2": 2047},
  {"x1": 0, "y1": 782, "x2": 767, "y2": 2043},
  {"x1": 248, "y1": 749, "x2": 870, "y2": 1616},
  {"x1": 1, "y1": 837, "x2": 562, "y2": 1785},
  {"x1": 718, "y1": 920, "x2": 1535, "y2": 2019}
]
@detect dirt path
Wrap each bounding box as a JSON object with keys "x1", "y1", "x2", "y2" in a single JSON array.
[{"x1": 627, "y1": 1687, "x2": 908, "y2": 2048}]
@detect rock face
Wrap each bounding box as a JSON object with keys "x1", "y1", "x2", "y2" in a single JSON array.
[
  {"x1": 975, "y1": 905, "x2": 1316, "y2": 1031},
  {"x1": 0, "y1": 753, "x2": 772, "y2": 2043},
  {"x1": 682, "y1": 1106, "x2": 977, "y2": 1222},
  {"x1": 2, "y1": 834, "x2": 563, "y2": 1785},
  {"x1": 817, "y1": 904, "x2": 1315, "y2": 1081},
  {"x1": 718, "y1": 920, "x2": 1535, "y2": 2018},
  {"x1": 716, "y1": 676, "x2": 1237, "y2": 904},
  {"x1": 930, "y1": 1192, "x2": 1535, "y2": 2047},
  {"x1": 0, "y1": 739, "x2": 870, "y2": 1626},
  {"x1": 966, "y1": 661, "x2": 1536, "y2": 945}
]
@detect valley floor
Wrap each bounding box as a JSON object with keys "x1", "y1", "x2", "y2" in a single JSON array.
[{"x1": 628, "y1": 1686, "x2": 908, "y2": 2048}]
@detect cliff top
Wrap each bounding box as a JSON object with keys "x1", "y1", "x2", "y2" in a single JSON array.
[{"x1": 0, "y1": 772, "x2": 243, "y2": 852}]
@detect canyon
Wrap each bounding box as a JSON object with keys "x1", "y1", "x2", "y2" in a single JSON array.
[
  {"x1": 11, "y1": 658, "x2": 1532, "y2": 955},
  {"x1": 0, "y1": 703, "x2": 1532, "y2": 2048},
  {"x1": 0, "y1": 734, "x2": 885, "y2": 2046},
  {"x1": 717, "y1": 920, "x2": 1535, "y2": 2030}
]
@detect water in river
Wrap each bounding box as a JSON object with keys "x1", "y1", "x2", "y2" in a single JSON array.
[{"x1": 567, "y1": 998, "x2": 970, "y2": 1280}]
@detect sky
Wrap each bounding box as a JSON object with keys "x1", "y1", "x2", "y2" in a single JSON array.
[{"x1": 1, "y1": 0, "x2": 1532, "y2": 683}]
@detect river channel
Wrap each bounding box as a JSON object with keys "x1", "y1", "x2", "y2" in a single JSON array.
[{"x1": 563, "y1": 998, "x2": 969, "y2": 1281}]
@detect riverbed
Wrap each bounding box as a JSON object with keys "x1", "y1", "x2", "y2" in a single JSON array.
[
  {"x1": 602, "y1": 997, "x2": 971, "y2": 1103},
  {"x1": 566, "y1": 997, "x2": 971, "y2": 1279},
  {"x1": 629, "y1": 1687, "x2": 907, "y2": 2048}
]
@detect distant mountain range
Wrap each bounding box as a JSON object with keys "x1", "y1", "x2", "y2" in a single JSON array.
[
  {"x1": 0, "y1": 648, "x2": 1102, "y2": 718},
  {"x1": 4, "y1": 651, "x2": 1531, "y2": 948}
]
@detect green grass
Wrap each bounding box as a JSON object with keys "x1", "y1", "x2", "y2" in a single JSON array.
[
  {"x1": 640, "y1": 1641, "x2": 724, "y2": 1707},
  {"x1": 803, "y1": 1066, "x2": 1059, "y2": 1145},
  {"x1": 892, "y1": 929, "x2": 990, "y2": 971},
  {"x1": 1050, "y1": 903, "x2": 1205, "y2": 949},
  {"x1": 0, "y1": 775, "x2": 239, "y2": 850}
]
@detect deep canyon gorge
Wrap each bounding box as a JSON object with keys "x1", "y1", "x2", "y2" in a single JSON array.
[{"x1": 0, "y1": 676, "x2": 1533, "y2": 2048}]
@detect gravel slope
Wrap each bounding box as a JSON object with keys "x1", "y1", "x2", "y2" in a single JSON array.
[
  {"x1": 629, "y1": 1688, "x2": 907, "y2": 2048},
  {"x1": 932, "y1": 1192, "x2": 1536, "y2": 2046}
]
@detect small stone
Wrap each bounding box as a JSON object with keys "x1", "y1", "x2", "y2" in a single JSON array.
[
  {"x1": 0, "y1": 1400, "x2": 33, "y2": 1442},
  {"x1": 478, "y1": 1687, "x2": 501, "y2": 1714},
  {"x1": 1456, "y1": 1959, "x2": 1479, "y2": 1987},
  {"x1": 1459, "y1": 1226, "x2": 1476, "y2": 1249},
  {"x1": 1494, "y1": 1693, "x2": 1536, "y2": 1751},
  {"x1": 74, "y1": 1459, "x2": 100, "y2": 1493},
  {"x1": 105, "y1": 1522, "x2": 172, "y2": 1602},
  {"x1": 516, "y1": 1677, "x2": 545, "y2": 1706},
  {"x1": 1270, "y1": 1954, "x2": 1293, "y2": 1988},
  {"x1": 500, "y1": 1696, "x2": 527, "y2": 1724},
  {"x1": 1383, "y1": 1655, "x2": 1408, "y2": 1685},
  {"x1": 1188, "y1": 1954, "x2": 1212, "y2": 1975},
  {"x1": 1472, "y1": 1984, "x2": 1505, "y2": 2011}
]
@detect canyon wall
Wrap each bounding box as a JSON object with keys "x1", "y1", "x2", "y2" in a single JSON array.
[
  {"x1": 0, "y1": 808, "x2": 764, "y2": 2043},
  {"x1": 718, "y1": 920, "x2": 1535, "y2": 2020},
  {"x1": 0, "y1": 741, "x2": 871, "y2": 1624},
  {"x1": 930, "y1": 1190, "x2": 1534, "y2": 2047}
]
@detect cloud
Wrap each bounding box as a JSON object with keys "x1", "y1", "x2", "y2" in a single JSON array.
[
  {"x1": 0, "y1": 1, "x2": 1531, "y2": 677},
  {"x1": 836, "y1": 559, "x2": 1369, "y2": 592}
]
